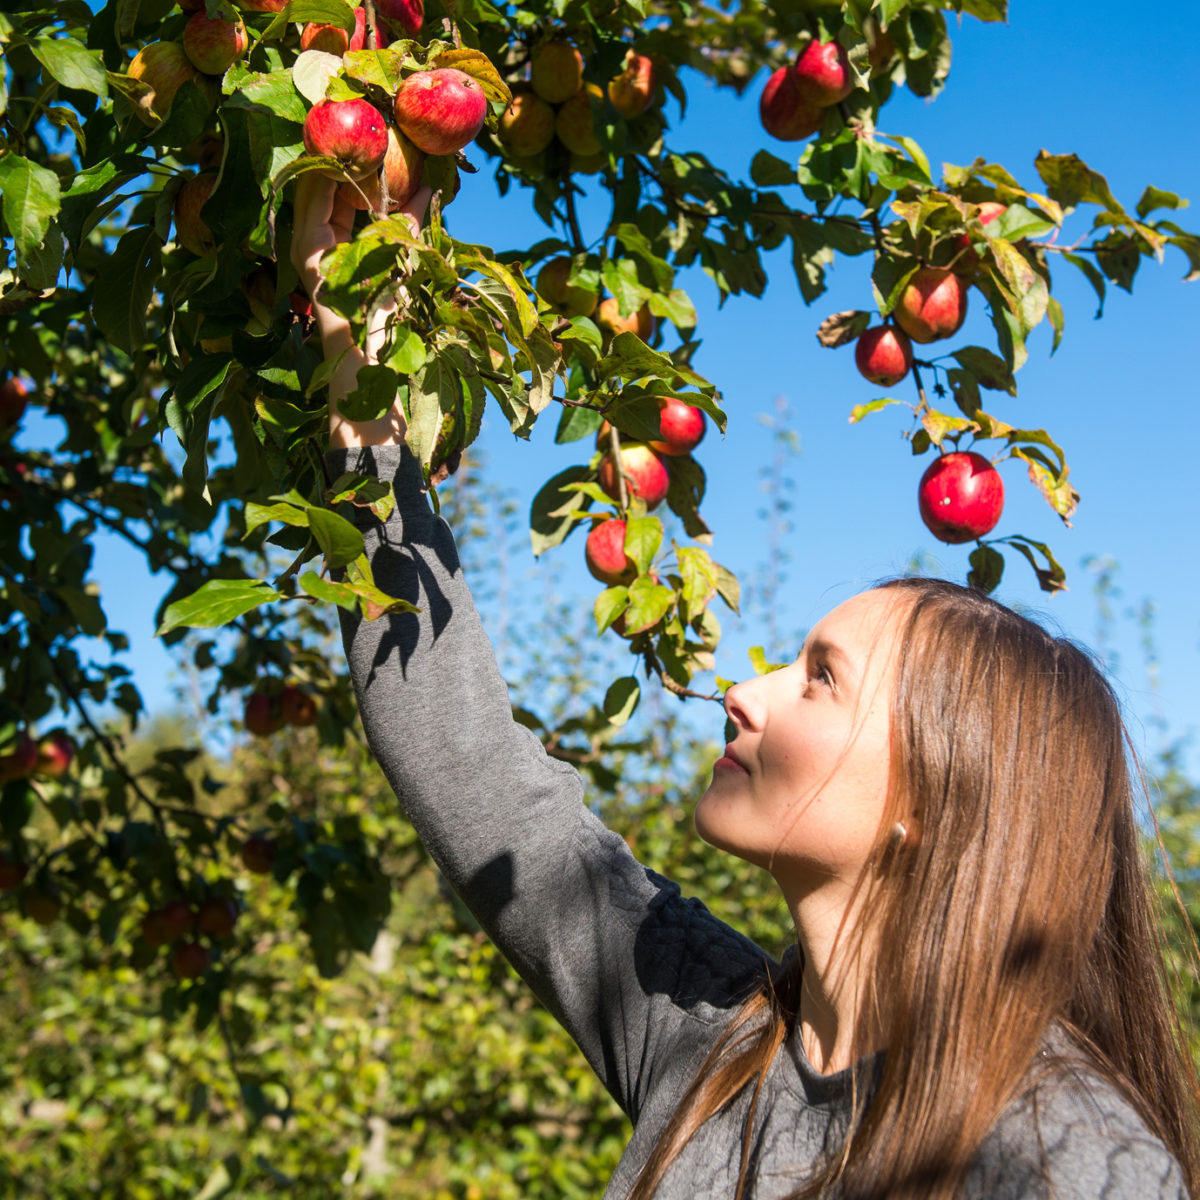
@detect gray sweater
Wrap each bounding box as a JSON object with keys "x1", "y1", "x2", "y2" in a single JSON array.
[{"x1": 330, "y1": 444, "x2": 1187, "y2": 1199}]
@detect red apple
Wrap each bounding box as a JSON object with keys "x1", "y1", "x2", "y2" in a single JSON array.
[
  {"x1": 301, "y1": 6, "x2": 366, "y2": 55},
  {"x1": 790, "y1": 38, "x2": 853, "y2": 107},
  {"x1": 918, "y1": 451, "x2": 1004, "y2": 544},
  {"x1": 498, "y1": 89, "x2": 556, "y2": 158},
  {"x1": 608, "y1": 51, "x2": 657, "y2": 118},
  {"x1": 127, "y1": 41, "x2": 201, "y2": 126},
  {"x1": 234, "y1": 0, "x2": 287, "y2": 10},
  {"x1": 376, "y1": 0, "x2": 423, "y2": 37},
  {"x1": 599, "y1": 444, "x2": 669, "y2": 509},
  {"x1": 24, "y1": 890, "x2": 62, "y2": 926},
  {"x1": 142, "y1": 899, "x2": 195, "y2": 946},
  {"x1": 530, "y1": 40, "x2": 583, "y2": 105},
  {"x1": 536, "y1": 257, "x2": 598, "y2": 318},
  {"x1": 289, "y1": 289, "x2": 313, "y2": 319},
  {"x1": 35, "y1": 730, "x2": 74, "y2": 779},
  {"x1": 338, "y1": 125, "x2": 423, "y2": 212},
  {"x1": 596, "y1": 297, "x2": 654, "y2": 343},
  {"x1": 280, "y1": 685, "x2": 318, "y2": 727},
  {"x1": 393, "y1": 68, "x2": 487, "y2": 157},
  {"x1": 894, "y1": 267, "x2": 968, "y2": 344},
  {"x1": 174, "y1": 172, "x2": 218, "y2": 256},
  {"x1": 854, "y1": 325, "x2": 913, "y2": 388},
  {"x1": 585, "y1": 519, "x2": 637, "y2": 586},
  {"x1": 241, "y1": 833, "x2": 276, "y2": 875},
  {"x1": 555, "y1": 83, "x2": 603, "y2": 157},
  {"x1": 0, "y1": 377, "x2": 28, "y2": 429},
  {"x1": 243, "y1": 690, "x2": 283, "y2": 737},
  {"x1": 182, "y1": 13, "x2": 248, "y2": 75},
  {"x1": 0, "y1": 733, "x2": 38, "y2": 783},
  {"x1": 759, "y1": 66, "x2": 823, "y2": 142},
  {"x1": 172, "y1": 940, "x2": 212, "y2": 978},
  {"x1": 0, "y1": 854, "x2": 28, "y2": 892},
  {"x1": 304, "y1": 98, "x2": 389, "y2": 180},
  {"x1": 196, "y1": 897, "x2": 239, "y2": 939},
  {"x1": 648, "y1": 397, "x2": 705, "y2": 457}
]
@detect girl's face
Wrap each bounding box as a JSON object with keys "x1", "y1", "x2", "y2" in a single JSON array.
[{"x1": 695, "y1": 589, "x2": 903, "y2": 894}]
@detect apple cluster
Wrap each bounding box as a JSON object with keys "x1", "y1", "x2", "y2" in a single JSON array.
[
  {"x1": 759, "y1": 35, "x2": 855, "y2": 143},
  {"x1": 0, "y1": 728, "x2": 75, "y2": 784},
  {"x1": 140, "y1": 893, "x2": 240, "y2": 979},
  {"x1": 498, "y1": 40, "x2": 658, "y2": 174},
  {"x1": 243, "y1": 683, "x2": 319, "y2": 737}
]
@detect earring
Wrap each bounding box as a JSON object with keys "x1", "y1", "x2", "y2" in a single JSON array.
[{"x1": 887, "y1": 821, "x2": 908, "y2": 850}]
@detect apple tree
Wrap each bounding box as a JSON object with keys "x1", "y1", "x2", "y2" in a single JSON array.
[{"x1": 0, "y1": 0, "x2": 1198, "y2": 1148}]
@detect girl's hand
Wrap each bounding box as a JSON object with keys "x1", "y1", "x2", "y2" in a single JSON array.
[{"x1": 289, "y1": 172, "x2": 432, "y2": 448}]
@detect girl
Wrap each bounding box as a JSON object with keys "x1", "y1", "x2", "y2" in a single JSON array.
[{"x1": 292, "y1": 173, "x2": 1199, "y2": 1198}]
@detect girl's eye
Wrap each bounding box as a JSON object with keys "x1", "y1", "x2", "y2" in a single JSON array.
[{"x1": 811, "y1": 662, "x2": 834, "y2": 687}]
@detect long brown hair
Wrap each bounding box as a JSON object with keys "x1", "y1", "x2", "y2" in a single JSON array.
[{"x1": 630, "y1": 578, "x2": 1200, "y2": 1199}]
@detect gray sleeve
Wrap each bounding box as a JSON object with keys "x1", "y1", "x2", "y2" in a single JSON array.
[
  {"x1": 327, "y1": 445, "x2": 773, "y2": 1121},
  {"x1": 967, "y1": 1062, "x2": 1189, "y2": 1199}
]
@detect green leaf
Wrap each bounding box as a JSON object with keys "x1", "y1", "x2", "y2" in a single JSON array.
[
  {"x1": 594, "y1": 585, "x2": 628, "y2": 634},
  {"x1": 602, "y1": 677, "x2": 640, "y2": 727},
  {"x1": 676, "y1": 545, "x2": 718, "y2": 618},
  {"x1": 388, "y1": 325, "x2": 427, "y2": 374},
  {"x1": 967, "y1": 544, "x2": 1005, "y2": 594},
  {"x1": 341, "y1": 364, "x2": 400, "y2": 422},
  {"x1": 1062, "y1": 251, "x2": 1106, "y2": 317},
  {"x1": 0, "y1": 154, "x2": 61, "y2": 259},
  {"x1": 621, "y1": 576, "x2": 674, "y2": 635},
  {"x1": 998, "y1": 534, "x2": 1067, "y2": 594},
  {"x1": 157, "y1": 579, "x2": 282, "y2": 635},
  {"x1": 91, "y1": 226, "x2": 162, "y2": 354},
  {"x1": 623, "y1": 516, "x2": 662, "y2": 575},
  {"x1": 951, "y1": 346, "x2": 1016, "y2": 394},
  {"x1": 530, "y1": 466, "x2": 594, "y2": 555},
  {"x1": 713, "y1": 562, "x2": 740, "y2": 615},
  {"x1": 31, "y1": 38, "x2": 108, "y2": 97},
  {"x1": 748, "y1": 647, "x2": 786, "y2": 675},
  {"x1": 307, "y1": 508, "x2": 365, "y2": 570},
  {"x1": 849, "y1": 397, "x2": 900, "y2": 423},
  {"x1": 244, "y1": 501, "x2": 310, "y2": 536},
  {"x1": 750, "y1": 150, "x2": 797, "y2": 188},
  {"x1": 1136, "y1": 185, "x2": 1187, "y2": 219}
]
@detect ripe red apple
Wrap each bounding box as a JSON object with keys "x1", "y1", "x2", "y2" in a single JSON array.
[
  {"x1": 301, "y1": 6, "x2": 366, "y2": 55},
  {"x1": 128, "y1": 41, "x2": 201, "y2": 126},
  {"x1": 172, "y1": 940, "x2": 212, "y2": 978},
  {"x1": 339, "y1": 125, "x2": 423, "y2": 212},
  {"x1": 280, "y1": 685, "x2": 318, "y2": 727},
  {"x1": 0, "y1": 854, "x2": 29, "y2": 892},
  {"x1": 142, "y1": 899, "x2": 195, "y2": 946},
  {"x1": 394, "y1": 68, "x2": 487, "y2": 157},
  {"x1": 243, "y1": 690, "x2": 283, "y2": 737},
  {"x1": 174, "y1": 172, "x2": 218, "y2": 256},
  {"x1": 499, "y1": 89, "x2": 556, "y2": 158},
  {"x1": 596, "y1": 297, "x2": 654, "y2": 343},
  {"x1": 759, "y1": 66, "x2": 823, "y2": 142},
  {"x1": 0, "y1": 733, "x2": 38, "y2": 783},
  {"x1": 608, "y1": 51, "x2": 657, "y2": 118},
  {"x1": 241, "y1": 833, "x2": 276, "y2": 875},
  {"x1": 35, "y1": 730, "x2": 74, "y2": 779},
  {"x1": 530, "y1": 40, "x2": 583, "y2": 105},
  {"x1": 182, "y1": 13, "x2": 248, "y2": 76},
  {"x1": 585, "y1": 519, "x2": 637, "y2": 586},
  {"x1": 918, "y1": 451, "x2": 1004, "y2": 544},
  {"x1": 790, "y1": 38, "x2": 853, "y2": 107},
  {"x1": 536, "y1": 257, "x2": 597, "y2": 318},
  {"x1": 0, "y1": 376, "x2": 28, "y2": 429},
  {"x1": 196, "y1": 897, "x2": 239, "y2": 939},
  {"x1": 599, "y1": 444, "x2": 669, "y2": 509},
  {"x1": 854, "y1": 325, "x2": 913, "y2": 387},
  {"x1": 24, "y1": 891, "x2": 62, "y2": 926},
  {"x1": 376, "y1": 0, "x2": 423, "y2": 37},
  {"x1": 894, "y1": 267, "x2": 968, "y2": 344},
  {"x1": 648, "y1": 397, "x2": 705, "y2": 457},
  {"x1": 555, "y1": 83, "x2": 603, "y2": 157},
  {"x1": 304, "y1": 98, "x2": 389, "y2": 180}
]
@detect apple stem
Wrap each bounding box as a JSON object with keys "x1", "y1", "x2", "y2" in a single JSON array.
[{"x1": 606, "y1": 421, "x2": 630, "y2": 510}]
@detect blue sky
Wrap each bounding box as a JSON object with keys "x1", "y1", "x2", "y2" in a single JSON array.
[{"x1": 60, "y1": 2, "x2": 1200, "y2": 775}]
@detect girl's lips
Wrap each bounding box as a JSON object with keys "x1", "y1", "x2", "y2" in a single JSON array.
[{"x1": 714, "y1": 745, "x2": 749, "y2": 773}]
